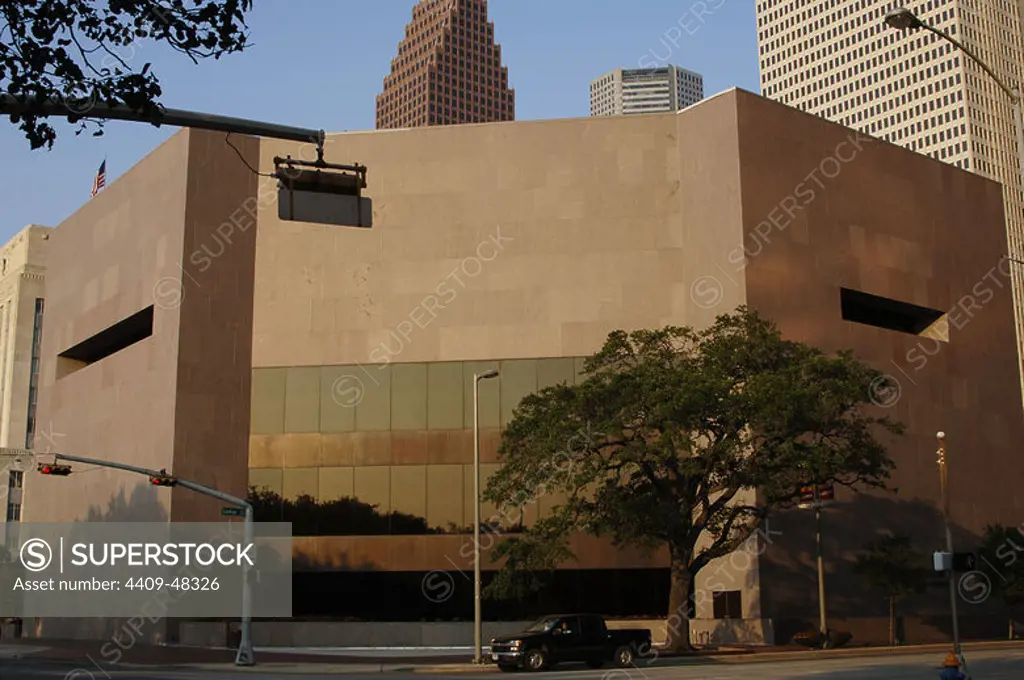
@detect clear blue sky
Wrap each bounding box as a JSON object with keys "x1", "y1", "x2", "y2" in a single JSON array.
[{"x1": 0, "y1": 0, "x2": 760, "y2": 242}]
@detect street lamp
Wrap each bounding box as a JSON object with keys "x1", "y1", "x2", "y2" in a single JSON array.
[
  {"x1": 472, "y1": 368, "x2": 499, "y2": 665},
  {"x1": 936, "y1": 432, "x2": 964, "y2": 668},
  {"x1": 797, "y1": 481, "x2": 835, "y2": 645},
  {"x1": 884, "y1": 8, "x2": 1024, "y2": 206}
]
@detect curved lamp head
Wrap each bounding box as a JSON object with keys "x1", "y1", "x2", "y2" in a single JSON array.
[
  {"x1": 476, "y1": 369, "x2": 499, "y2": 381},
  {"x1": 885, "y1": 7, "x2": 924, "y2": 30}
]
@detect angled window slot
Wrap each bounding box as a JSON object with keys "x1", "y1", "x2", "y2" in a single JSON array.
[
  {"x1": 57, "y1": 305, "x2": 154, "y2": 378},
  {"x1": 840, "y1": 288, "x2": 947, "y2": 341}
]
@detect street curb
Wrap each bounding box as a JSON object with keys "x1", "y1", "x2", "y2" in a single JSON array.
[
  {"x1": 6, "y1": 640, "x2": 1024, "y2": 674},
  {"x1": 397, "y1": 665, "x2": 498, "y2": 674},
  {"x1": 685, "y1": 640, "x2": 1024, "y2": 665}
]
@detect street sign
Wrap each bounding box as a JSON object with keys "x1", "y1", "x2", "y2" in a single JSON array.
[{"x1": 222, "y1": 507, "x2": 245, "y2": 517}]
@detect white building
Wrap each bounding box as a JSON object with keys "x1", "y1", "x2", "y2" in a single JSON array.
[
  {"x1": 1, "y1": 448, "x2": 29, "y2": 540},
  {"x1": 0, "y1": 225, "x2": 49, "y2": 452},
  {"x1": 0, "y1": 225, "x2": 49, "y2": 535},
  {"x1": 756, "y1": 0, "x2": 1024, "y2": 391},
  {"x1": 590, "y1": 65, "x2": 704, "y2": 116}
]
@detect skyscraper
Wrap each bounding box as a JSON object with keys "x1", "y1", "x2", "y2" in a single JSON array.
[
  {"x1": 756, "y1": 0, "x2": 1024, "y2": 388},
  {"x1": 376, "y1": 0, "x2": 514, "y2": 129},
  {"x1": 590, "y1": 66, "x2": 704, "y2": 117}
]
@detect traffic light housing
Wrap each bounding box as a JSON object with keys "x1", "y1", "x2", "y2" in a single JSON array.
[
  {"x1": 797, "y1": 482, "x2": 835, "y2": 507},
  {"x1": 149, "y1": 469, "x2": 177, "y2": 487},
  {"x1": 37, "y1": 462, "x2": 71, "y2": 476}
]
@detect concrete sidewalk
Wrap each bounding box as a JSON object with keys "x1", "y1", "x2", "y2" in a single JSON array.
[{"x1": 403, "y1": 640, "x2": 1024, "y2": 673}]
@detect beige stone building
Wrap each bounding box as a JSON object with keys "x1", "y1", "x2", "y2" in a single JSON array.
[
  {"x1": 756, "y1": 0, "x2": 1024, "y2": 395},
  {"x1": 22, "y1": 89, "x2": 1024, "y2": 646},
  {"x1": 0, "y1": 448, "x2": 30, "y2": 550},
  {"x1": 0, "y1": 225, "x2": 49, "y2": 452},
  {"x1": 0, "y1": 225, "x2": 49, "y2": 542}
]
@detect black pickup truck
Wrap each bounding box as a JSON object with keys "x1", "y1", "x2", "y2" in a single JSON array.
[{"x1": 489, "y1": 613, "x2": 652, "y2": 672}]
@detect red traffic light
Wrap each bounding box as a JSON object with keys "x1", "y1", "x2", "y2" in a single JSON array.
[
  {"x1": 149, "y1": 475, "x2": 177, "y2": 487},
  {"x1": 797, "y1": 482, "x2": 835, "y2": 506},
  {"x1": 37, "y1": 463, "x2": 71, "y2": 476}
]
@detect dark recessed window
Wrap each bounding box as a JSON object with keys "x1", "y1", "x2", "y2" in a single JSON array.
[
  {"x1": 57, "y1": 305, "x2": 154, "y2": 377},
  {"x1": 713, "y1": 590, "x2": 742, "y2": 619},
  {"x1": 840, "y1": 287, "x2": 945, "y2": 336}
]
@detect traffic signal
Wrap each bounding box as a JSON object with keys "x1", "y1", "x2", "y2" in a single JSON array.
[
  {"x1": 37, "y1": 462, "x2": 71, "y2": 476},
  {"x1": 797, "y1": 483, "x2": 835, "y2": 507},
  {"x1": 952, "y1": 552, "x2": 977, "y2": 571},
  {"x1": 149, "y1": 469, "x2": 177, "y2": 487}
]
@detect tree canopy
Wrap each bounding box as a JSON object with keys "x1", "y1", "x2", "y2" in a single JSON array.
[
  {"x1": 853, "y1": 532, "x2": 929, "y2": 645},
  {"x1": 853, "y1": 533, "x2": 929, "y2": 599},
  {"x1": 1, "y1": 0, "x2": 252, "y2": 148},
  {"x1": 482, "y1": 307, "x2": 903, "y2": 650},
  {"x1": 976, "y1": 523, "x2": 1024, "y2": 627}
]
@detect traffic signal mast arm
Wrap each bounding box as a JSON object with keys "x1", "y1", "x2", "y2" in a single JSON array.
[
  {"x1": 0, "y1": 94, "x2": 327, "y2": 162},
  {"x1": 45, "y1": 451, "x2": 256, "y2": 666},
  {"x1": 50, "y1": 452, "x2": 249, "y2": 510}
]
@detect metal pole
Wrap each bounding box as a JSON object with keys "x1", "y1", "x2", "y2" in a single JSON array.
[
  {"x1": 936, "y1": 434, "x2": 962, "y2": 659},
  {"x1": 473, "y1": 375, "x2": 482, "y2": 665},
  {"x1": 51, "y1": 452, "x2": 255, "y2": 665},
  {"x1": 0, "y1": 94, "x2": 326, "y2": 159},
  {"x1": 236, "y1": 503, "x2": 255, "y2": 667},
  {"x1": 815, "y1": 499, "x2": 828, "y2": 640}
]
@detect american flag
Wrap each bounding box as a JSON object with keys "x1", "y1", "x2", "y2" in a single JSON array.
[{"x1": 91, "y1": 159, "x2": 106, "y2": 197}]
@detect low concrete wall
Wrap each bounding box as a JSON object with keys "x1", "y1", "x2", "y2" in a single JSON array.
[
  {"x1": 178, "y1": 618, "x2": 775, "y2": 648},
  {"x1": 607, "y1": 618, "x2": 774, "y2": 647},
  {"x1": 179, "y1": 621, "x2": 534, "y2": 648}
]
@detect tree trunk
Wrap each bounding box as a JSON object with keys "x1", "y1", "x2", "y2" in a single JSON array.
[
  {"x1": 664, "y1": 560, "x2": 693, "y2": 652},
  {"x1": 888, "y1": 596, "x2": 896, "y2": 647}
]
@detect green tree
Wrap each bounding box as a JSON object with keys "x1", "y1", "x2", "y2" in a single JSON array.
[
  {"x1": 852, "y1": 533, "x2": 928, "y2": 646},
  {"x1": 482, "y1": 307, "x2": 902, "y2": 652},
  {"x1": 976, "y1": 523, "x2": 1024, "y2": 639},
  {"x1": 1, "y1": 0, "x2": 252, "y2": 148}
]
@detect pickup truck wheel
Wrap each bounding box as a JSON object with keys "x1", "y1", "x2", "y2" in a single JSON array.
[
  {"x1": 524, "y1": 649, "x2": 547, "y2": 671},
  {"x1": 613, "y1": 645, "x2": 635, "y2": 667}
]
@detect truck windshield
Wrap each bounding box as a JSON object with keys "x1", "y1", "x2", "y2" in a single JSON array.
[{"x1": 524, "y1": 617, "x2": 559, "y2": 632}]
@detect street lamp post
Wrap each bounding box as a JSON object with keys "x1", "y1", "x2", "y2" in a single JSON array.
[
  {"x1": 798, "y1": 481, "x2": 834, "y2": 645},
  {"x1": 884, "y1": 8, "x2": 1024, "y2": 212},
  {"x1": 472, "y1": 369, "x2": 499, "y2": 665},
  {"x1": 935, "y1": 432, "x2": 964, "y2": 667},
  {"x1": 814, "y1": 491, "x2": 828, "y2": 640}
]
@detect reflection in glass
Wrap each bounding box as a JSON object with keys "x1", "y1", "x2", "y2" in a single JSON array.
[{"x1": 250, "y1": 486, "x2": 524, "y2": 536}]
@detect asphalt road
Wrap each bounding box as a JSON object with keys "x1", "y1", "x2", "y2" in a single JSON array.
[{"x1": 3, "y1": 648, "x2": 1024, "y2": 679}]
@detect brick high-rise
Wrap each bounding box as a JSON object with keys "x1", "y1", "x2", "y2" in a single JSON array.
[{"x1": 376, "y1": 0, "x2": 514, "y2": 129}]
